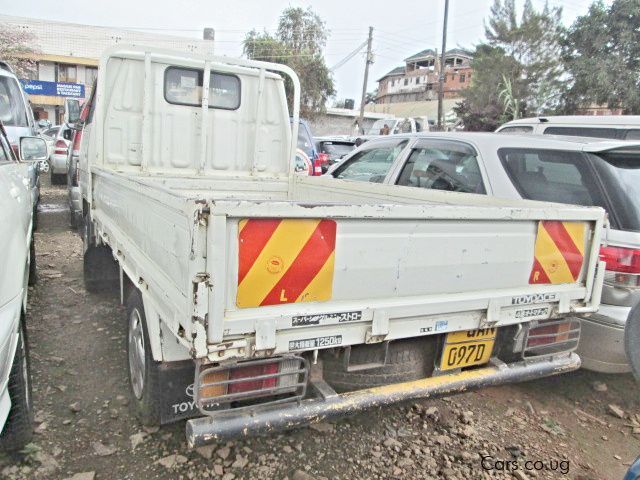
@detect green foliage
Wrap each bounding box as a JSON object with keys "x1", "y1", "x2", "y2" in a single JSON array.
[
  {"x1": 243, "y1": 7, "x2": 335, "y2": 118},
  {"x1": 562, "y1": 0, "x2": 640, "y2": 114},
  {"x1": 458, "y1": 0, "x2": 563, "y2": 130}
]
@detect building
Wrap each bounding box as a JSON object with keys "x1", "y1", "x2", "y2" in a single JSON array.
[
  {"x1": 0, "y1": 15, "x2": 214, "y2": 124},
  {"x1": 376, "y1": 48, "x2": 473, "y2": 104}
]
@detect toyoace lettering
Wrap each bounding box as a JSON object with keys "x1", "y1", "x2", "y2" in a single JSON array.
[
  {"x1": 511, "y1": 293, "x2": 559, "y2": 305},
  {"x1": 78, "y1": 47, "x2": 605, "y2": 444}
]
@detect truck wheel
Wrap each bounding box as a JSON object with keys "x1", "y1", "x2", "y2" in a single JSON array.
[
  {"x1": 0, "y1": 317, "x2": 34, "y2": 451},
  {"x1": 83, "y1": 215, "x2": 119, "y2": 293},
  {"x1": 624, "y1": 303, "x2": 640, "y2": 382},
  {"x1": 127, "y1": 289, "x2": 162, "y2": 426},
  {"x1": 28, "y1": 236, "x2": 37, "y2": 286},
  {"x1": 322, "y1": 338, "x2": 435, "y2": 392}
]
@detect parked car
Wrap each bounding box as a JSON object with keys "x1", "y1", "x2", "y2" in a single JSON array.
[
  {"x1": 48, "y1": 124, "x2": 72, "y2": 185},
  {"x1": 41, "y1": 125, "x2": 60, "y2": 157},
  {"x1": 66, "y1": 99, "x2": 90, "y2": 229},
  {"x1": 293, "y1": 118, "x2": 326, "y2": 175},
  {"x1": 0, "y1": 61, "x2": 41, "y2": 223},
  {"x1": 496, "y1": 115, "x2": 640, "y2": 140},
  {"x1": 366, "y1": 116, "x2": 430, "y2": 136},
  {"x1": 77, "y1": 47, "x2": 604, "y2": 446},
  {"x1": 315, "y1": 136, "x2": 356, "y2": 171},
  {"x1": 328, "y1": 132, "x2": 639, "y2": 373},
  {"x1": 0, "y1": 122, "x2": 48, "y2": 451}
]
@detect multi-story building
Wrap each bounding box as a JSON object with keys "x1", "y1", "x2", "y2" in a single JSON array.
[
  {"x1": 0, "y1": 15, "x2": 214, "y2": 124},
  {"x1": 376, "y1": 48, "x2": 473, "y2": 104}
]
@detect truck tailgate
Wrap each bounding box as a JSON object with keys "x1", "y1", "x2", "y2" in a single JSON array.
[{"x1": 202, "y1": 200, "x2": 604, "y2": 358}]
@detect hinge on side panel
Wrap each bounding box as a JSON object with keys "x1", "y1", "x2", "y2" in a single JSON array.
[{"x1": 194, "y1": 201, "x2": 210, "y2": 226}]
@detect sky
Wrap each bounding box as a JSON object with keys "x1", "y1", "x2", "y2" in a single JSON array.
[{"x1": 0, "y1": 0, "x2": 595, "y2": 102}]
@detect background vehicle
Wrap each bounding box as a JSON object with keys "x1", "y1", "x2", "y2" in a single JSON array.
[
  {"x1": 48, "y1": 124, "x2": 71, "y2": 184},
  {"x1": 79, "y1": 47, "x2": 604, "y2": 446},
  {"x1": 366, "y1": 116, "x2": 430, "y2": 136},
  {"x1": 496, "y1": 115, "x2": 640, "y2": 140},
  {"x1": 329, "y1": 132, "x2": 639, "y2": 373},
  {"x1": 41, "y1": 125, "x2": 60, "y2": 157},
  {"x1": 293, "y1": 118, "x2": 326, "y2": 175},
  {"x1": 0, "y1": 62, "x2": 42, "y2": 225},
  {"x1": 0, "y1": 124, "x2": 47, "y2": 451},
  {"x1": 315, "y1": 136, "x2": 356, "y2": 171}
]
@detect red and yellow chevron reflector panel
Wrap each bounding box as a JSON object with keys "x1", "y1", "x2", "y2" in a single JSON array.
[
  {"x1": 236, "y1": 219, "x2": 337, "y2": 308},
  {"x1": 529, "y1": 221, "x2": 587, "y2": 285}
]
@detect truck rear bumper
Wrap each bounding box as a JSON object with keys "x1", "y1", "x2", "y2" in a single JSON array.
[{"x1": 186, "y1": 353, "x2": 580, "y2": 447}]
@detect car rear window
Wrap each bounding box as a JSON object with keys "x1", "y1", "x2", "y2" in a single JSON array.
[
  {"x1": 590, "y1": 151, "x2": 640, "y2": 231},
  {"x1": 543, "y1": 126, "x2": 620, "y2": 139},
  {"x1": 0, "y1": 76, "x2": 28, "y2": 127},
  {"x1": 498, "y1": 126, "x2": 533, "y2": 134},
  {"x1": 319, "y1": 141, "x2": 355, "y2": 159},
  {"x1": 499, "y1": 147, "x2": 609, "y2": 209}
]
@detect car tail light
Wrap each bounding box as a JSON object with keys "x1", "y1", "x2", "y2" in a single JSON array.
[
  {"x1": 196, "y1": 356, "x2": 308, "y2": 415},
  {"x1": 54, "y1": 139, "x2": 68, "y2": 155},
  {"x1": 10, "y1": 142, "x2": 19, "y2": 159},
  {"x1": 600, "y1": 245, "x2": 640, "y2": 287},
  {"x1": 72, "y1": 129, "x2": 83, "y2": 155},
  {"x1": 314, "y1": 153, "x2": 330, "y2": 176},
  {"x1": 523, "y1": 318, "x2": 580, "y2": 358}
]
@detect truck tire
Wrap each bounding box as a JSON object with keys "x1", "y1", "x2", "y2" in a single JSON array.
[
  {"x1": 28, "y1": 236, "x2": 37, "y2": 286},
  {"x1": 0, "y1": 317, "x2": 34, "y2": 451},
  {"x1": 127, "y1": 289, "x2": 162, "y2": 426},
  {"x1": 322, "y1": 338, "x2": 435, "y2": 392},
  {"x1": 624, "y1": 303, "x2": 640, "y2": 383},
  {"x1": 83, "y1": 215, "x2": 119, "y2": 293}
]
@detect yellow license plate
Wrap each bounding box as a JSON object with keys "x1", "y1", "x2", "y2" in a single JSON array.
[{"x1": 440, "y1": 328, "x2": 497, "y2": 371}]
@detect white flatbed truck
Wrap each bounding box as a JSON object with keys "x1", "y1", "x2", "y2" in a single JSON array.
[{"x1": 76, "y1": 46, "x2": 605, "y2": 446}]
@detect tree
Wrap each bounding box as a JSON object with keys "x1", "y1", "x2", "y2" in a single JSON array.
[
  {"x1": 454, "y1": 45, "x2": 523, "y2": 131},
  {"x1": 0, "y1": 23, "x2": 38, "y2": 78},
  {"x1": 456, "y1": 0, "x2": 564, "y2": 130},
  {"x1": 243, "y1": 7, "x2": 335, "y2": 118},
  {"x1": 562, "y1": 0, "x2": 640, "y2": 114}
]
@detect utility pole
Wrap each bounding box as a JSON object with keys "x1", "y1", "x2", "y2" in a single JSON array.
[
  {"x1": 358, "y1": 26, "x2": 374, "y2": 134},
  {"x1": 437, "y1": 0, "x2": 449, "y2": 130}
]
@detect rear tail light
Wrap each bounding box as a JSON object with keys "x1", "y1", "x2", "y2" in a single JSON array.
[
  {"x1": 600, "y1": 245, "x2": 640, "y2": 287},
  {"x1": 10, "y1": 142, "x2": 19, "y2": 159},
  {"x1": 523, "y1": 318, "x2": 580, "y2": 358},
  {"x1": 314, "y1": 153, "x2": 330, "y2": 176},
  {"x1": 196, "y1": 356, "x2": 308, "y2": 415},
  {"x1": 54, "y1": 139, "x2": 68, "y2": 155}
]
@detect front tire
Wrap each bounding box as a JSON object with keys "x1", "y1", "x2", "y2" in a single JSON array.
[
  {"x1": 0, "y1": 317, "x2": 34, "y2": 451},
  {"x1": 126, "y1": 289, "x2": 162, "y2": 426}
]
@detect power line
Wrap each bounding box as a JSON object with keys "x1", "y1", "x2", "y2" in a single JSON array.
[{"x1": 330, "y1": 39, "x2": 368, "y2": 71}]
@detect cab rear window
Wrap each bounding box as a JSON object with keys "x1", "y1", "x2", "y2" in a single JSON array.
[{"x1": 164, "y1": 67, "x2": 240, "y2": 110}]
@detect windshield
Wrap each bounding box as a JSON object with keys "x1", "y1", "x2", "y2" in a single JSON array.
[
  {"x1": 0, "y1": 76, "x2": 28, "y2": 127},
  {"x1": 367, "y1": 118, "x2": 398, "y2": 135},
  {"x1": 590, "y1": 151, "x2": 640, "y2": 231}
]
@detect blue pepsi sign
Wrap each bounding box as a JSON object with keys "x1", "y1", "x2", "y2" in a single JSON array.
[{"x1": 19, "y1": 79, "x2": 85, "y2": 98}]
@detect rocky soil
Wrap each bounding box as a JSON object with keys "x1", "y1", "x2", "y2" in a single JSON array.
[{"x1": 1, "y1": 181, "x2": 639, "y2": 480}]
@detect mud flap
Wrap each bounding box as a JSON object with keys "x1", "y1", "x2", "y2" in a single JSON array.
[{"x1": 158, "y1": 360, "x2": 199, "y2": 424}]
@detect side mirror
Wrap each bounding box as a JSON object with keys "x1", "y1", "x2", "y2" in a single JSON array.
[
  {"x1": 20, "y1": 136, "x2": 48, "y2": 162},
  {"x1": 64, "y1": 98, "x2": 81, "y2": 125}
]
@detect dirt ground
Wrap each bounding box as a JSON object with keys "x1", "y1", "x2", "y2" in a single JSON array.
[{"x1": 1, "y1": 180, "x2": 639, "y2": 480}]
